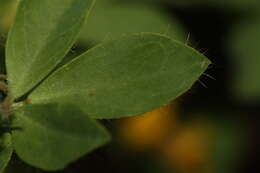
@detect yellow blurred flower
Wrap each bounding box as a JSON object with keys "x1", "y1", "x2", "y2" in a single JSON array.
[
  {"x1": 118, "y1": 103, "x2": 178, "y2": 151},
  {"x1": 161, "y1": 121, "x2": 211, "y2": 173}
]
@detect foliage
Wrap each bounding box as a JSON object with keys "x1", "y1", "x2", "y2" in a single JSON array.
[
  {"x1": 0, "y1": 0, "x2": 210, "y2": 172},
  {"x1": 228, "y1": 16, "x2": 260, "y2": 101},
  {"x1": 78, "y1": 0, "x2": 186, "y2": 45}
]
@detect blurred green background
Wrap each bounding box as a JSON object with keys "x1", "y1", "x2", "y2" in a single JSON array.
[{"x1": 0, "y1": 0, "x2": 259, "y2": 172}]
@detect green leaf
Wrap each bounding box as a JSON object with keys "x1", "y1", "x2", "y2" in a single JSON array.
[
  {"x1": 6, "y1": 0, "x2": 95, "y2": 98},
  {"x1": 0, "y1": 0, "x2": 17, "y2": 33},
  {"x1": 12, "y1": 104, "x2": 110, "y2": 171},
  {"x1": 120, "y1": 0, "x2": 260, "y2": 9},
  {"x1": 228, "y1": 19, "x2": 260, "y2": 101},
  {"x1": 29, "y1": 33, "x2": 210, "y2": 119},
  {"x1": 171, "y1": 0, "x2": 259, "y2": 8},
  {"x1": 78, "y1": 0, "x2": 185, "y2": 45},
  {"x1": 0, "y1": 133, "x2": 13, "y2": 173}
]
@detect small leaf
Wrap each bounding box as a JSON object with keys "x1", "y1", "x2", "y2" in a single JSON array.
[
  {"x1": 0, "y1": 133, "x2": 13, "y2": 173},
  {"x1": 6, "y1": 0, "x2": 95, "y2": 98},
  {"x1": 12, "y1": 104, "x2": 110, "y2": 171},
  {"x1": 78, "y1": 0, "x2": 185, "y2": 45},
  {"x1": 30, "y1": 33, "x2": 210, "y2": 119}
]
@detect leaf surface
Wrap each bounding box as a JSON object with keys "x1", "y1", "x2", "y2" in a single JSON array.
[
  {"x1": 121, "y1": 0, "x2": 260, "y2": 9},
  {"x1": 78, "y1": 0, "x2": 185, "y2": 45},
  {"x1": 0, "y1": 132, "x2": 12, "y2": 173},
  {"x1": 12, "y1": 104, "x2": 110, "y2": 171},
  {"x1": 30, "y1": 33, "x2": 210, "y2": 119},
  {"x1": 6, "y1": 0, "x2": 94, "y2": 98}
]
